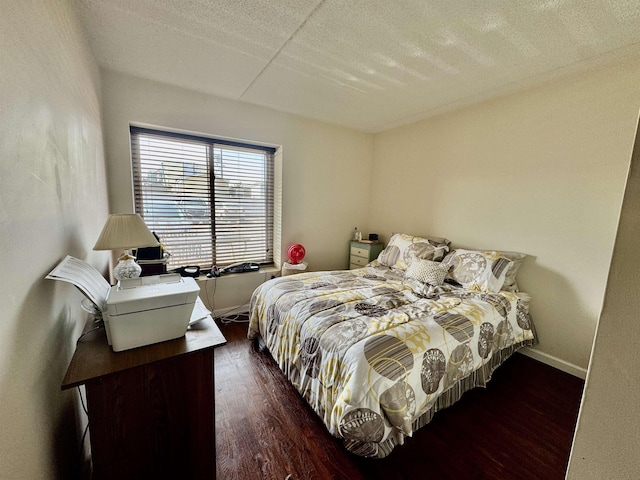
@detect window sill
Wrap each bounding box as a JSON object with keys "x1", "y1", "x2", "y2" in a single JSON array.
[{"x1": 195, "y1": 265, "x2": 280, "y2": 283}]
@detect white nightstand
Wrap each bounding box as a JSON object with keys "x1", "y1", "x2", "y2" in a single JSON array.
[{"x1": 349, "y1": 241, "x2": 384, "y2": 269}]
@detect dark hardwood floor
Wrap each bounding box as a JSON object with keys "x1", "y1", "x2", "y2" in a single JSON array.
[{"x1": 214, "y1": 320, "x2": 584, "y2": 480}]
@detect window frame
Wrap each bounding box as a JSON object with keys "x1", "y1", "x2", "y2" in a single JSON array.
[{"x1": 130, "y1": 126, "x2": 276, "y2": 270}]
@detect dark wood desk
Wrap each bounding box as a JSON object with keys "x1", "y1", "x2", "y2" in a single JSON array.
[{"x1": 62, "y1": 316, "x2": 226, "y2": 480}]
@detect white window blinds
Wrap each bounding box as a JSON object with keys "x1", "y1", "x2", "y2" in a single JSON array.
[{"x1": 130, "y1": 127, "x2": 274, "y2": 270}]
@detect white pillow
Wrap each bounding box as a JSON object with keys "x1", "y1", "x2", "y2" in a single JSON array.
[
  {"x1": 496, "y1": 251, "x2": 527, "y2": 292},
  {"x1": 405, "y1": 259, "x2": 450, "y2": 286}
]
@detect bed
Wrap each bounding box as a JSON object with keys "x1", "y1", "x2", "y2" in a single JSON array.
[{"x1": 248, "y1": 233, "x2": 537, "y2": 458}]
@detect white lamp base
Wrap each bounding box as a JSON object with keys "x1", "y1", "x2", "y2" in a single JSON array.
[{"x1": 113, "y1": 252, "x2": 142, "y2": 281}]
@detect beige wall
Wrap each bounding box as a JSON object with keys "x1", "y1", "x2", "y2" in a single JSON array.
[
  {"x1": 3, "y1": 2, "x2": 638, "y2": 476},
  {"x1": 100, "y1": 69, "x2": 374, "y2": 272},
  {"x1": 0, "y1": 1, "x2": 109, "y2": 479},
  {"x1": 566, "y1": 114, "x2": 640, "y2": 478},
  {"x1": 370, "y1": 56, "x2": 640, "y2": 374},
  {"x1": 100, "y1": 57, "x2": 640, "y2": 374}
]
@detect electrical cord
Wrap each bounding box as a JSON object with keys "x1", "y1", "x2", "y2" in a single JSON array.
[
  {"x1": 204, "y1": 277, "x2": 249, "y2": 324},
  {"x1": 77, "y1": 386, "x2": 88, "y2": 415},
  {"x1": 79, "y1": 422, "x2": 90, "y2": 456},
  {"x1": 217, "y1": 303, "x2": 251, "y2": 324},
  {"x1": 74, "y1": 311, "x2": 98, "y2": 467},
  {"x1": 76, "y1": 386, "x2": 90, "y2": 464},
  {"x1": 203, "y1": 274, "x2": 217, "y2": 314},
  {"x1": 76, "y1": 317, "x2": 104, "y2": 344},
  {"x1": 202, "y1": 274, "x2": 250, "y2": 324},
  {"x1": 76, "y1": 324, "x2": 104, "y2": 342},
  {"x1": 219, "y1": 314, "x2": 249, "y2": 324}
]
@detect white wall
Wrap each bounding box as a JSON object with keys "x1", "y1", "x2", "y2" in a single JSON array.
[
  {"x1": 0, "y1": 1, "x2": 109, "y2": 479},
  {"x1": 566, "y1": 108, "x2": 640, "y2": 479},
  {"x1": 101, "y1": 69, "x2": 374, "y2": 273},
  {"x1": 370, "y1": 55, "x2": 640, "y2": 374}
]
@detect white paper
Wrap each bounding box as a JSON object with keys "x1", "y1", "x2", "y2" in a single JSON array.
[
  {"x1": 189, "y1": 297, "x2": 211, "y2": 325},
  {"x1": 46, "y1": 255, "x2": 111, "y2": 312}
]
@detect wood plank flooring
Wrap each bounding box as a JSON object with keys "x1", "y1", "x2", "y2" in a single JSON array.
[{"x1": 214, "y1": 320, "x2": 584, "y2": 480}]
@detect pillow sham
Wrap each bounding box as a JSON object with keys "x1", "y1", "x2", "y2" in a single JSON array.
[
  {"x1": 442, "y1": 249, "x2": 513, "y2": 292},
  {"x1": 405, "y1": 258, "x2": 450, "y2": 286},
  {"x1": 378, "y1": 233, "x2": 451, "y2": 271},
  {"x1": 496, "y1": 251, "x2": 527, "y2": 292}
]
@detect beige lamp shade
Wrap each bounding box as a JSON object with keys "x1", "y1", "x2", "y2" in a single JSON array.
[{"x1": 93, "y1": 214, "x2": 159, "y2": 251}]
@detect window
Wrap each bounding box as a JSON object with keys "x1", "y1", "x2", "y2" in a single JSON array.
[{"x1": 130, "y1": 126, "x2": 275, "y2": 270}]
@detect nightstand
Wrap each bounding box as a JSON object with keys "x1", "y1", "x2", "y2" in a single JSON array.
[{"x1": 349, "y1": 240, "x2": 384, "y2": 269}]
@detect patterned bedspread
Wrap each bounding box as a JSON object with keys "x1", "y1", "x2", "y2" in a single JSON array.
[{"x1": 248, "y1": 265, "x2": 536, "y2": 458}]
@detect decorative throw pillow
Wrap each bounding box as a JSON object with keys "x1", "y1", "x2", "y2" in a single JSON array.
[
  {"x1": 378, "y1": 233, "x2": 451, "y2": 271},
  {"x1": 442, "y1": 249, "x2": 514, "y2": 292},
  {"x1": 405, "y1": 259, "x2": 450, "y2": 286}
]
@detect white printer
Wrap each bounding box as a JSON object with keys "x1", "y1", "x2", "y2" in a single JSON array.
[{"x1": 104, "y1": 273, "x2": 200, "y2": 352}]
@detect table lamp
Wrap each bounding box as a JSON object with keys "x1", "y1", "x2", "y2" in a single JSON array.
[{"x1": 93, "y1": 214, "x2": 159, "y2": 281}]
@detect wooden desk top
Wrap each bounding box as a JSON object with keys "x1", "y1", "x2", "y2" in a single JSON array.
[{"x1": 62, "y1": 316, "x2": 226, "y2": 390}]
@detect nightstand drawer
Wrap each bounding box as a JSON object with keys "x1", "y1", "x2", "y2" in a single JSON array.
[
  {"x1": 350, "y1": 255, "x2": 368, "y2": 267},
  {"x1": 350, "y1": 246, "x2": 368, "y2": 257}
]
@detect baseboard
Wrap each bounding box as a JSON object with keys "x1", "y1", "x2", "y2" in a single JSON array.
[{"x1": 519, "y1": 347, "x2": 588, "y2": 379}]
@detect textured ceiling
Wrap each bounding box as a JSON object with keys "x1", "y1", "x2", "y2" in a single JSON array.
[{"x1": 73, "y1": 0, "x2": 640, "y2": 132}]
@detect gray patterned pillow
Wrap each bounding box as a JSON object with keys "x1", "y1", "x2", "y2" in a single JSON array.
[
  {"x1": 378, "y1": 233, "x2": 451, "y2": 271},
  {"x1": 442, "y1": 249, "x2": 514, "y2": 292},
  {"x1": 405, "y1": 259, "x2": 450, "y2": 286}
]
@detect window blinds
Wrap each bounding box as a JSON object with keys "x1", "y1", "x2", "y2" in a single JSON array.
[{"x1": 130, "y1": 127, "x2": 274, "y2": 270}]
